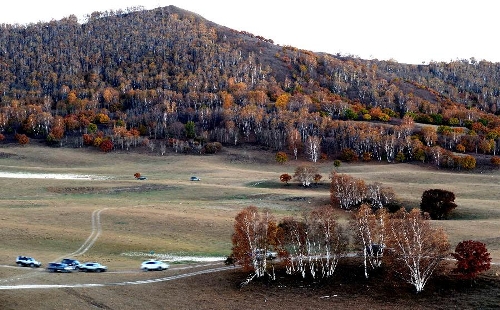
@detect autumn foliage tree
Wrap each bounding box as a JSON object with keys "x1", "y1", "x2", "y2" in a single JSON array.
[
  {"x1": 231, "y1": 206, "x2": 278, "y2": 284},
  {"x1": 15, "y1": 133, "x2": 29, "y2": 145},
  {"x1": 340, "y1": 148, "x2": 358, "y2": 162},
  {"x1": 99, "y1": 139, "x2": 114, "y2": 152},
  {"x1": 279, "y1": 173, "x2": 292, "y2": 185},
  {"x1": 459, "y1": 155, "x2": 476, "y2": 170},
  {"x1": 275, "y1": 151, "x2": 288, "y2": 164},
  {"x1": 452, "y1": 240, "x2": 491, "y2": 280},
  {"x1": 491, "y1": 156, "x2": 500, "y2": 168}
]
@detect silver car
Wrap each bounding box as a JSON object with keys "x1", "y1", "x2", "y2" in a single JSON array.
[{"x1": 79, "y1": 262, "x2": 107, "y2": 272}]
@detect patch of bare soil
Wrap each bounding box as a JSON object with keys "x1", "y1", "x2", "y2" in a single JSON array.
[
  {"x1": 0, "y1": 152, "x2": 20, "y2": 159},
  {"x1": 46, "y1": 184, "x2": 175, "y2": 194}
]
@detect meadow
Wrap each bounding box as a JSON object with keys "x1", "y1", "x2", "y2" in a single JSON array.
[{"x1": 0, "y1": 145, "x2": 499, "y2": 309}]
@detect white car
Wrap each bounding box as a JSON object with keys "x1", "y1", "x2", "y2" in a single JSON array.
[{"x1": 141, "y1": 260, "x2": 169, "y2": 271}]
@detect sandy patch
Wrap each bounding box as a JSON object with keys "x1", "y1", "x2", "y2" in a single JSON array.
[
  {"x1": 0, "y1": 172, "x2": 110, "y2": 180},
  {"x1": 121, "y1": 252, "x2": 225, "y2": 262}
]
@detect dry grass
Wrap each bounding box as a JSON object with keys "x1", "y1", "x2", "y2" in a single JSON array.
[{"x1": 1, "y1": 145, "x2": 500, "y2": 309}]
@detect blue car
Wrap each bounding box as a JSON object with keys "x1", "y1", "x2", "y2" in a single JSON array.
[{"x1": 46, "y1": 262, "x2": 73, "y2": 273}]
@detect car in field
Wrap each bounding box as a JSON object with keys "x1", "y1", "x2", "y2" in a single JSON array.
[
  {"x1": 16, "y1": 256, "x2": 42, "y2": 268},
  {"x1": 79, "y1": 262, "x2": 108, "y2": 272},
  {"x1": 141, "y1": 260, "x2": 169, "y2": 271},
  {"x1": 46, "y1": 262, "x2": 73, "y2": 273},
  {"x1": 254, "y1": 249, "x2": 278, "y2": 260},
  {"x1": 60, "y1": 258, "x2": 82, "y2": 270},
  {"x1": 190, "y1": 176, "x2": 200, "y2": 181}
]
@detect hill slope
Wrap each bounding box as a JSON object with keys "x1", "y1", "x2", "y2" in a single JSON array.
[{"x1": 1, "y1": 6, "x2": 500, "y2": 166}]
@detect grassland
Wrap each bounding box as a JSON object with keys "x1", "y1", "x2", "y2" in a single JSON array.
[{"x1": 0, "y1": 145, "x2": 499, "y2": 309}]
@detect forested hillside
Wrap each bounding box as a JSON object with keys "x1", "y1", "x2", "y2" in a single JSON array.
[{"x1": 1, "y1": 5, "x2": 500, "y2": 169}]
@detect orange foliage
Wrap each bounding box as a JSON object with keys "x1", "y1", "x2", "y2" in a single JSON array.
[
  {"x1": 99, "y1": 139, "x2": 114, "y2": 152},
  {"x1": 15, "y1": 133, "x2": 29, "y2": 145}
]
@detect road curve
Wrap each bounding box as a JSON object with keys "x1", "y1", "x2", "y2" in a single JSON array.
[{"x1": 0, "y1": 265, "x2": 236, "y2": 290}]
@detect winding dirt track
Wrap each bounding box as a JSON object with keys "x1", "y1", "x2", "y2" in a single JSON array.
[
  {"x1": 0, "y1": 208, "x2": 231, "y2": 290},
  {"x1": 55, "y1": 208, "x2": 106, "y2": 262}
]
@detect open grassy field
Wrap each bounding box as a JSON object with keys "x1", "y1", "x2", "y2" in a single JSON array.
[{"x1": 0, "y1": 144, "x2": 499, "y2": 309}]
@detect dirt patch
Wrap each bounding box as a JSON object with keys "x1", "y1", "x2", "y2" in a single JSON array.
[
  {"x1": 46, "y1": 184, "x2": 175, "y2": 194},
  {"x1": 0, "y1": 152, "x2": 22, "y2": 159}
]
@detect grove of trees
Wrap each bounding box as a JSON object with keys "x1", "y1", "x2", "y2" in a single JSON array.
[
  {"x1": 231, "y1": 205, "x2": 476, "y2": 293},
  {"x1": 230, "y1": 170, "x2": 492, "y2": 293}
]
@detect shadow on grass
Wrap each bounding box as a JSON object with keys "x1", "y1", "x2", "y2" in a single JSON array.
[
  {"x1": 448, "y1": 210, "x2": 500, "y2": 221},
  {"x1": 246, "y1": 180, "x2": 329, "y2": 190}
]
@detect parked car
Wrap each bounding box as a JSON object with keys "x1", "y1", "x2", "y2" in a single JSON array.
[
  {"x1": 79, "y1": 262, "x2": 107, "y2": 272},
  {"x1": 16, "y1": 256, "x2": 42, "y2": 268},
  {"x1": 61, "y1": 258, "x2": 82, "y2": 270},
  {"x1": 190, "y1": 176, "x2": 200, "y2": 181},
  {"x1": 141, "y1": 260, "x2": 169, "y2": 271},
  {"x1": 254, "y1": 249, "x2": 278, "y2": 260},
  {"x1": 46, "y1": 262, "x2": 73, "y2": 273}
]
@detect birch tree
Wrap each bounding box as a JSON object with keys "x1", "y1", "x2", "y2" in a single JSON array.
[
  {"x1": 293, "y1": 165, "x2": 318, "y2": 187},
  {"x1": 278, "y1": 217, "x2": 308, "y2": 278},
  {"x1": 287, "y1": 127, "x2": 301, "y2": 160},
  {"x1": 279, "y1": 207, "x2": 346, "y2": 279},
  {"x1": 387, "y1": 208, "x2": 450, "y2": 293},
  {"x1": 231, "y1": 206, "x2": 278, "y2": 284},
  {"x1": 352, "y1": 204, "x2": 387, "y2": 278},
  {"x1": 305, "y1": 135, "x2": 321, "y2": 162},
  {"x1": 305, "y1": 206, "x2": 346, "y2": 278},
  {"x1": 330, "y1": 172, "x2": 366, "y2": 210}
]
